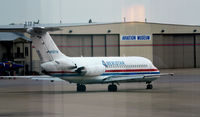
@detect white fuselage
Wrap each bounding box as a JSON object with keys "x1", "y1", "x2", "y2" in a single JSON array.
[{"x1": 41, "y1": 56, "x2": 160, "y2": 84}]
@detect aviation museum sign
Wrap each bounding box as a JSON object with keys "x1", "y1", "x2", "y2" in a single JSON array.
[{"x1": 121, "y1": 35, "x2": 151, "y2": 41}]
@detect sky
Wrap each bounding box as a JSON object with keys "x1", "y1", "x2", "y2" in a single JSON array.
[{"x1": 0, "y1": 0, "x2": 200, "y2": 25}]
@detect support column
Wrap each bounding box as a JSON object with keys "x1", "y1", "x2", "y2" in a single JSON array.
[
  {"x1": 30, "y1": 42, "x2": 32, "y2": 73},
  {"x1": 194, "y1": 35, "x2": 197, "y2": 68}
]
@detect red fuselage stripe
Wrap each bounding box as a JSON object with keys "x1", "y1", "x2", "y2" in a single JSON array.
[
  {"x1": 105, "y1": 69, "x2": 159, "y2": 72},
  {"x1": 47, "y1": 69, "x2": 159, "y2": 74}
]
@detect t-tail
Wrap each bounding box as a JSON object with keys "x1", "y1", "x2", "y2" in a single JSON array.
[
  {"x1": 27, "y1": 27, "x2": 66, "y2": 62},
  {"x1": 27, "y1": 27, "x2": 77, "y2": 70}
]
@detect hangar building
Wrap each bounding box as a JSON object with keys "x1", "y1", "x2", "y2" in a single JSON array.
[
  {"x1": 1, "y1": 21, "x2": 200, "y2": 74},
  {"x1": 42, "y1": 22, "x2": 200, "y2": 69}
]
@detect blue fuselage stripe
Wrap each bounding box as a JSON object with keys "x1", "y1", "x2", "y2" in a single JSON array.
[
  {"x1": 101, "y1": 72, "x2": 160, "y2": 76},
  {"x1": 50, "y1": 72, "x2": 160, "y2": 77}
]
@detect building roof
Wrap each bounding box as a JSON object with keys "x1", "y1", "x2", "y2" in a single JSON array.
[
  {"x1": 0, "y1": 32, "x2": 31, "y2": 41},
  {"x1": 0, "y1": 21, "x2": 199, "y2": 30}
]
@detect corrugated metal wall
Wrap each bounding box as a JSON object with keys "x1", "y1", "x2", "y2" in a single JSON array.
[
  {"x1": 51, "y1": 34, "x2": 119, "y2": 57},
  {"x1": 153, "y1": 34, "x2": 200, "y2": 68}
]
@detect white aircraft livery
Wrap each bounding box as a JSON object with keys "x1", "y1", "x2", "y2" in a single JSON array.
[{"x1": 0, "y1": 27, "x2": 173, "y2": 92}]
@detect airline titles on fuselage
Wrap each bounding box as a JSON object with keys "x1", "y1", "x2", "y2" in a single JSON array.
[{"x1": 102, "y1": 60, "x2": 148, "y2": 68}]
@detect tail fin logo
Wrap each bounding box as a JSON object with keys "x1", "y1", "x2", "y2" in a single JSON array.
[{"x1": 47, "y1": 50, "x2": 59, "y2": 54}]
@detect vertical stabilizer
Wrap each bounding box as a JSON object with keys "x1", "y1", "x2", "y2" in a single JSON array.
[{"x1": 28, "y1": 27, "x2": 66, "y2": 62}]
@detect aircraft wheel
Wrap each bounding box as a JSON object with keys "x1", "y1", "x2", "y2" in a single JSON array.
[
  {"x1": 50, "y1": 80, "x2": 54, "y2": 82},
  {"x1": 146, "y1": 84, "x2": 153, "y2": 89},
  {"x1": 108, "y1": 84, "x2": 117, "y2": 92},
  {"x1": 77, "y1": 84, "x2": 86, "y2": 92}
]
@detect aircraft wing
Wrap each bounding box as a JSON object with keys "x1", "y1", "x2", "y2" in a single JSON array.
[
  {"x1": 144, "y1": 73, "x2": 174, "y2": 77},
  {"x1": 0, "y1": 75, "x2": 63, "y2": 81},
  {"x1": 103, "y1": 73, "x2": 174, "y2": 83},
  {"x1": 103, "y1": 75, "x2": 144, "y2": 82}
]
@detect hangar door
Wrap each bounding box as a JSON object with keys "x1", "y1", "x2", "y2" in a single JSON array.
[
  {"x1": 153, "y1": 34, "x2": 199, "y2": 68},
  {"x1": 51, "y1": 34, "x2": 119, "y2": 57}
]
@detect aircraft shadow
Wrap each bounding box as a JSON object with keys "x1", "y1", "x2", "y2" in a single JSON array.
[
  {"x1": 1, "y1": 88, "x2": 169, "y2": 95},
  {"x1": 0, "y1": 111, "x2": 55, "y2": 117}
]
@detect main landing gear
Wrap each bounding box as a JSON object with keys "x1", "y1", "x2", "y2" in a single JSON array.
[
  {"x1": 77, "y1": 84, "x2": 86, "y2": 92},
  {"x1": 76, "y1": 82, "x2": 152, "y2": 92},
  {"x1": 108, "y1": 83, "x2": 117, "y2": 92},
  {"x1": 76, "y1": 83, "x2": 118, "y2": 92},
  {"x1": 146, "y1": 82, "x2": 153, "y2": 89}
]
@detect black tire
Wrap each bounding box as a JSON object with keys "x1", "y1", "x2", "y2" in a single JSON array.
[
  {"x1": 77, "y1": 85, "x2": 81, "y2": 92},
  {"x1": 77, "y1": 84, "x2": 86, "y2": 92},
  {"x1": 81, "y1": 85, "x2": 86, "y2": 92},
  {"x1": 108, "y1": 85, "x2": 112, "y2": 91},
  {"x1": 108, "y1": 84, "x2": 117, "y2": 92},
  {"x1": 146, "y1": 84, "x2": 153, "y2": 89},
  {"x1": 50, "y1": 80, "x2": 54, "y2": 82}
]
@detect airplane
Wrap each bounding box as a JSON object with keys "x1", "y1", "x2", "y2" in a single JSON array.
[
  {"x1": 0, "y1": 61, "x2": 24, "y2": 76},
  {"x1": 0, "y1": 27, "x2": 173, "y2": 92}
]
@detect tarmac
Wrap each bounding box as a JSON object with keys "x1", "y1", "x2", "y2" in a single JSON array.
[{"x1": 0, "y1": 68, "x2": 200, "y2": 117}]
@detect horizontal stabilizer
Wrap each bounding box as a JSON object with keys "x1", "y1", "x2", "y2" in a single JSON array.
[
  {"x1": 0, "y1": 26, "x2": 61, "y2": 33},
  {"x1": 0, "y1": 28, "x2": 26, "y2": 32}
]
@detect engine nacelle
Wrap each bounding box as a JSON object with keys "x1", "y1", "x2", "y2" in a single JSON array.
[
  {"x1": 77, "y1": 65, "x2": 105, "y2": 76},
  {"x1": 55, "y1": 59, "x2": 77, "y2": 70},
  {"x1": 41, "y1": 58, "x2": 76, "y2": 72},
  {"x1": 41, "y1": 61, "x2": 57, "y2": 72}
]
